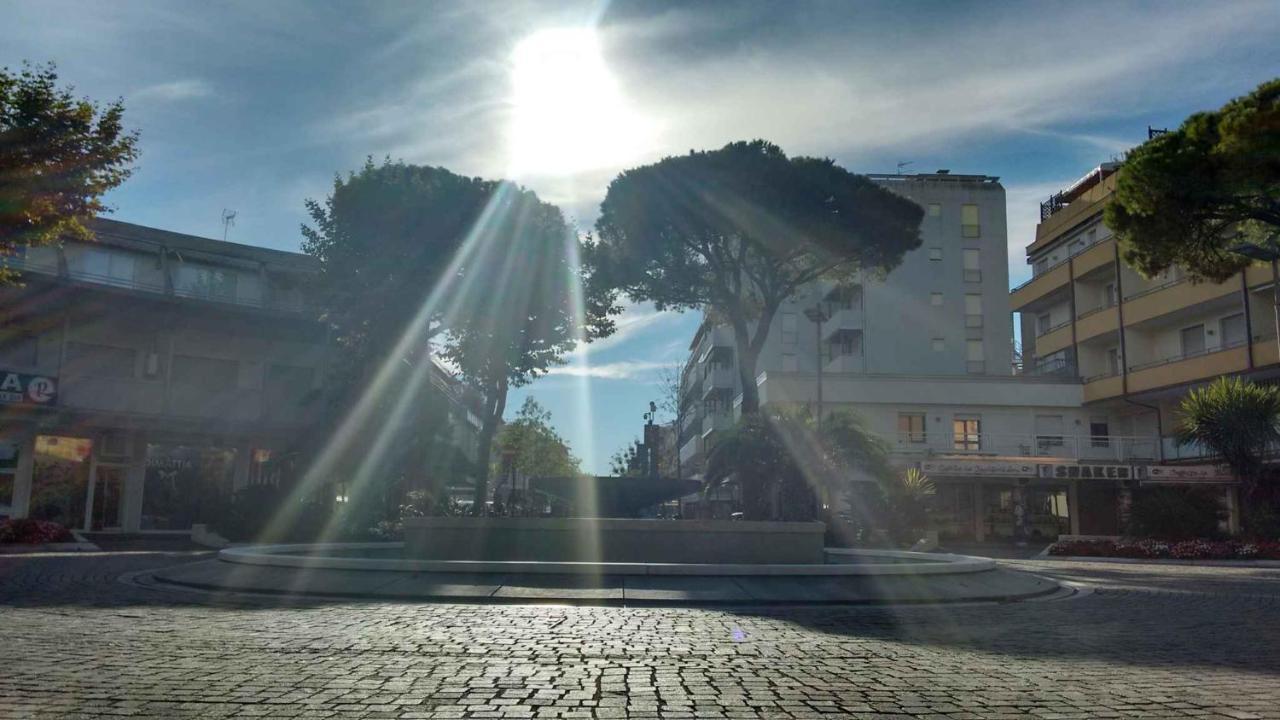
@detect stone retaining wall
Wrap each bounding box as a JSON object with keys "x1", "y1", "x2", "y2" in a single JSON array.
[{"x1": 403, "y1": 517, "x2": 825, "y2": 564}]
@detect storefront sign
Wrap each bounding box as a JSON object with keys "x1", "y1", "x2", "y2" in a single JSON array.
[
  {"x1": 1140, "y1": 464, "x2": 1236, "y2": 485},
  {"x1": 0, "y1": 370, "x2": 57, "y2": 406},
  {"x1": 1037, "y1": 463, "x2": 1133, "y2": 480},
  {"x1": 920, "y1": 460, "x2": 1036, "y2": 478}
]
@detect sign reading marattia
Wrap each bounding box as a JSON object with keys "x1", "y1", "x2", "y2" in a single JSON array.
[{"x1": 0, "y1": 370, "x2": 57, "y2": 405}]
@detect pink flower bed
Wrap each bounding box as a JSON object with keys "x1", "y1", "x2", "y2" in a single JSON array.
[
  {"x1": 1049, "y1": 537, "x2": 1280, "y2": 560},
  {"x1": 0, "y1": 519, "x2": 75, "y2": 545}
]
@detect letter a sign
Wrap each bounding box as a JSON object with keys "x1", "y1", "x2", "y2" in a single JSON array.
[{"x1": 0, "y1": 370, "x2": 57, "y2": 406}]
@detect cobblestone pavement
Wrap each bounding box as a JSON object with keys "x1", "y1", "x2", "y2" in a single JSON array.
[{"x1": 2, "y1": 552, "x2": 1280, "y2": 719}]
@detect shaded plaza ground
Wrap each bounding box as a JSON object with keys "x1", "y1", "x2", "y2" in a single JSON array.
[{"x1": 2, "y1": 550, "x2": 1279, "y2": 719}]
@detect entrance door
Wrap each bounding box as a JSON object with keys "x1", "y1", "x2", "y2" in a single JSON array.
[
  {"x1": 91, "y1": 466, "x2": 126, "y2": 530},
  {"x1": 1078, "y1": 482, "x2": 1119, "y2": 535}
]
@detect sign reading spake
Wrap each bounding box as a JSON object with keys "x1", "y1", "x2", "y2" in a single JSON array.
[{"x1": 0, "y1": 370, "x2": 57, "y2": 405}]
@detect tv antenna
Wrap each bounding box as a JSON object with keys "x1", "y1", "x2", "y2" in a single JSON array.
[
  {"x1": 896, "y1": 161, "x2": 914, "y2": 175},
  {"x1": 220, "y1": 209, "x2": 237, "y2": 241}
]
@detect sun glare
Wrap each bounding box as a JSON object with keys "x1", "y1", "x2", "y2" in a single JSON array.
[{"x1": 509, "y1": 27, "x2": 648, "y2": 178}]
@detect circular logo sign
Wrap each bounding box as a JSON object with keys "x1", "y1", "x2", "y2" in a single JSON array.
[{"x1": 26, "y1": 376, "x2": 56, "y2": 404}]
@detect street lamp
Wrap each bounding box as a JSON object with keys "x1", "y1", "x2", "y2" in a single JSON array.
[
  {"x1": 804, "y1": 303, "x2": 830, "y2": 430},
  {"x1": 1229, "y1": 236, "x2": 1280, "y2": 356}
]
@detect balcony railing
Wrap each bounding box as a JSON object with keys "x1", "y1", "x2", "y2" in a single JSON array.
[
  {"x1": 9, "y1": 254, "x2": 309, "y2": 314},
  {"x1": 1076, "y1": 300, "x2": 1117, "y2": 320},
  {"x1": 1036, "y1": 319, "x2": 1072, "y2": 338},
  {"x1": 1127, "y1": 338, "x2": 1248, "y2": 373},
  {"x1": 890, "y1": 432, "x2": 1159, "y2": 462},
  {"x1": 1018, "y1": 357, "x2": 1077, "y2": 377}
]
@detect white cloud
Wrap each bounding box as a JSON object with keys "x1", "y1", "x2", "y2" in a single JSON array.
[
  {"x1": 568, "y1": 301, "x2": 685, "y2": 358},
  {"x1": 132, "y1": 79, "x2": 214, "y2": 103},
  {"x1": 1004, "y1": 179, "x2": 1078, "y2": 289},
  {"x1": 546, "y1": 359, "x2": 669, "y2": 380}
]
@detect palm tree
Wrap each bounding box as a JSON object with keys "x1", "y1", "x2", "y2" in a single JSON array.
[
  {"x1": 704, "y1": 412, "x2": 800, "y2": 520},
  {"x1": 883, "y1": 467, "x2": 936, "y2": 541},
  {"x1": 1176, "y1": 376, "x2": 1280, "y2": 496}
]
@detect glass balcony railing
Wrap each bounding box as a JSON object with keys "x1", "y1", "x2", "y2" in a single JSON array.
[{"x1": 890, "y1": 432, "x2": 1159, "y2": 461}]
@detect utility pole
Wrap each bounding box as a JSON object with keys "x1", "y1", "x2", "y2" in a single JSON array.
[{"x1": 804, "y1": 303, "x2": 831, "y2": 430}]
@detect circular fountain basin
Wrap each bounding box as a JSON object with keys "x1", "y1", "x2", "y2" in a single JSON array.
[{"x1": 217, "y1": 542, "x2": 997, "y2": 576}]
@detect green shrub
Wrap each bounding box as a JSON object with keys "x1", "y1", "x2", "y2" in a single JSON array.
[
  {"x1": 1243, "y1": 502, "x2": 1280, "y2": 540},
  {"x1": 1128, "y1": 486, "x2": 1222, "y2": 540}
]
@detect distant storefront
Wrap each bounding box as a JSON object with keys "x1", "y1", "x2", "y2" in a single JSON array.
[{"x1": 919, "y1": 458, "x2": 1238, "y2": 542}]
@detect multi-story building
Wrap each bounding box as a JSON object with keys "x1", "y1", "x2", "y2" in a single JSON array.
[
  {"x1": 1011, "y1": 162, "x2": 1278, "y2": 461},
  {"x1": 680, "y1": 171, "x2": 1014, "y2": 475},
  {"x1": 678, "y1": 167, "x2": 1243, "y2": 540},
  {"x1": 0, "y1": 218, "x2": 482, "y2": 534}
]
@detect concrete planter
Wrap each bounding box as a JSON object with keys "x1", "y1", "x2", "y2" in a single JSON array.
[{"x1": 403, "y1": 517, "x2": 825, "y2": 564}]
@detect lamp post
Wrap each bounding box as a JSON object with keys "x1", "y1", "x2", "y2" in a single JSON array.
[
  {"x1": 804, "y1": 304, "x2": 831, "y2": 430},
  {"x1": 1229, "y1": 236, "x2": 1280, "y2": 357}
]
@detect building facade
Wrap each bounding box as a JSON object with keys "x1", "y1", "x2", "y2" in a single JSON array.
[
  {"x1": 678, "y1": 166, "x2": 1243, "y2": 540},
  {"x1": 679, "y1": 171, "x2": 1015, "y2": 475},
  {"x1": 0, "y1": 219, "x2": 481, "y2": 534}
]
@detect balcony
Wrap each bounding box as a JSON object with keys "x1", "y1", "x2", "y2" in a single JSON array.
[
  {"x1": 1072, "y1": 238, "x2": 1115, "y2": 276},
  {"x1": 701, "y1": 365, "x2": 736, "y2": 398},
  {"x1": 1082, "y1": 372, "x2": 1124, "y2": 403},
  {"x1": 891, "y1": 432, "x2": 1158, "y2": 462},
  {"x1": 1074, "y1": 304, "x2": 1119, "y2": 341},
  {"x1": 1035, "y1": 319, "x2": 1073, "y2": 356},
  {"x1": 1126, "y1": 341, "x2": 1250, "y2": 394},
  {"x1": 822, "y1": 306, "x2": 862, "y2": 340},
  {"x1": 1011, "y1": 262, "x2": 1071, "y2": 311},
  {"x1": 825, "y1": 352, "x2": 862, "y2": 373},
  {"x1": 702, "y1": 411, "x2": 732, "y2": 439},
  {"x1": 1122, "y1": 275, "x2": 1236, "y2": 326},
  {"x1": 679, "y1": 435, "x2": 701, "y2": 465}
]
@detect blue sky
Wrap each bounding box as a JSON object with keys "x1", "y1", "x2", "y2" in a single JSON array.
[{"x1": 4, "y1": 0, "x2": 1279, "y2": 473}]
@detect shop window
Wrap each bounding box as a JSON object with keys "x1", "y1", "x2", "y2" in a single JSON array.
[
  {"x1": 0, "y1": 438, "x2": 18, "y2": 517},
  {"x1": 171, "y1": 354, "x2": 238, "y2": 387},
  {"x1": 142, "y1": 444, "x2": 237, "y2": 530},
  {"x1": 65, "y1": 342, "x2": 136, "y2": 379},
  {"x1": 898, "y1": 413, "x2": 926, "y2": 443},
  {"x1": 28, "y1": 435, "x2": 93, "y2": 529}
]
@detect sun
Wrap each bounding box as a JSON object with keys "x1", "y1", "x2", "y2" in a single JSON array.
[{"x1": 508, "y1": 27, "x2": 649, "y2": 178}]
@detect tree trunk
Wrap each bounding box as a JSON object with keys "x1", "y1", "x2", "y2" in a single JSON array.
[
  {"x1": 730, "y1": 321, "x2": 762, "y2": 415},
  {"x1": 470, "y1": 375, "x2": 508, "y2": 514}
]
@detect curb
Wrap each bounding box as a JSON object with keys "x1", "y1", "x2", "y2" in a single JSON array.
[{"x1": 1038, "y1": 555, "x2": 1280, "y2": 568}]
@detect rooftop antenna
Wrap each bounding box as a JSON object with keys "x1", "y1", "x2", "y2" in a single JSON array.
[
  {"x1": 220, "y1": 209, "x2": 237, "y2": 242},
  {"x1": 896, "y1": 161, "x2": 913, "y2": 175}
]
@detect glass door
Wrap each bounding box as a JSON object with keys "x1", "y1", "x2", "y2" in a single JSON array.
[{"x1": 91, "y1": 465, "x2": 126, "y2": 530}]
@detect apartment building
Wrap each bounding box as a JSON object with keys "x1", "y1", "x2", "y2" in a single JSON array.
[
  {"x1": 1011, "y1": 162, "x2": 1279, "y2": 458},
  {"x1": 0, "y1": 219, "x2": 482, "y2": 534},
  {"x1": 679, "y1": 171, "x2": 1014, "y2": 475}
]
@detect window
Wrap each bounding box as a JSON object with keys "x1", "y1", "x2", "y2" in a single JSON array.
[
  {"x1": 898, "y1": 413, "x2": 926, "y2": 443},
  {"x1": 780, "y1": 312, "x2": 798, "y2": 345},
  {"x1": 1104, "y1": 282, "x2": 1117, "y2": 307},
  {"x1": 953, "y1": 417, "x2": 981, "y2": 451},
  {"x1": 781, "y1": 353, "x2": 798, "y2": 372},
  {"x1": 175, "y1": 263, "x2": 238, "y2": 300},
  {"x1": 930, "y1": 292, "x2": 943, "y2": 306},
  {"x1": 1037, "y1": 312, "x2": 1052, "y2": 336},
  {"x1": 830, "y1": 334, "x2": 860, "y2": 357},
  {"x1": 928, "y1": 247, "x2": 942, "y2": 262},
  {"x1": 171, "y1": 354, "x2": 238, "y2": 386},
  {"x1": 1086, "y1": 228, "x2": 1097, "y2": 245},
  {"x1": 1034, "y1": 258, "x2": 1048, "y2": 276},
  {"x1": 266, "y1": 364, "x2": 315, "y2": 408},
  {"x1": 77, "y1": 248, "x2": 136, "y2": 284},
  {"x1": 64, "y1": 342, "x2": 136, "y2": 378},
  {"x1": 927, "y1": 203, "x2": 941, "y2": 217},
  {"x1": 963, "y1": 248, "x2": 981, "y2": 282},
  {"x1": 1180, "y1": 324, "x2": 1205, "y2": 357},
  {"x1": 1068, "y1": 239, "x2": 1084, "y2": 256},
  {"x1": 0, "y1": 333, "x2": 38, "y2": 368},
  {"x1": 931, "y1": 338, "x2": 945, "y2": 352},
  {"x1": 1090, "y1": 418, "x2": 1110, "y2": 448},
  {"x1": 961, "y1": 204, "x2": 980, "y2": 238},
  {"x1": 1107, "y1": 347, "x2": 1121, "y2": 376},
  {"x1": 1035, "y1": 414, "x2": 1065, "y2": 449},
  {"x1": 1220, "y1": 313, "x2": 1246, "y2": 347},
  {"x1": 965, "y1": 293, "x2": 983, "y2": 327},
  {"x1": 966, "y1": 340, "x2": 984, "y2": 374}
]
